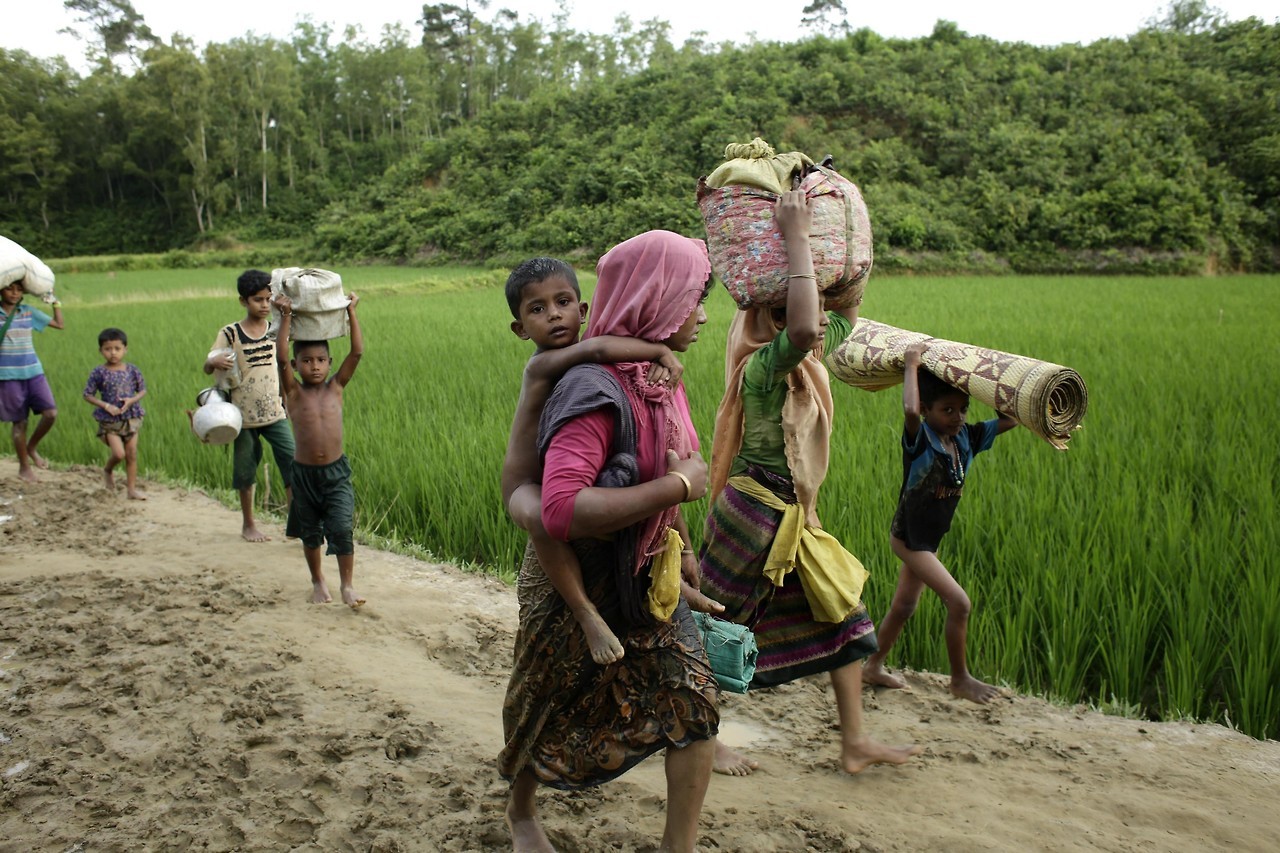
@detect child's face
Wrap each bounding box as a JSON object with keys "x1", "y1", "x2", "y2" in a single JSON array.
[
  {"x1": 100, "y1": 340, "x2": 127, "y2": 366},
  {"x1": 292, "y1": 345, "x2": 332, "y2": 385},
  {"x1": 510, "y1": 276, "x2": 586, "y2": 351},
  {"x1": 923, "y1": 391, "x2": 970, "y2": 437},
  {"x1": 240, "y1": 289, "x2": 273, "y2": 320},
  {"x1": 1, "y1": 283, "x2": 23, "y2": 307}
]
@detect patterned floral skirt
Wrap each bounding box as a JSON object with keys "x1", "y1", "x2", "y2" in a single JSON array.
[
  {"x1": 498, "y1": 538, "x2": 719, "y2": 789},
  {"x1": 699, "y1": 469, "x2": 879, "y2": 688}
]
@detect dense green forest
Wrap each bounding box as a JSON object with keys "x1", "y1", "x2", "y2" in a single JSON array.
[{"x1": 2, "y1": 1, "x2": 1277, "y2": 272}]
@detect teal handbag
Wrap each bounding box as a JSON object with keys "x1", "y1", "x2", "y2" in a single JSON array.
[{"x1": 692, "y1": 611, "x2": 758, "y2": 694}]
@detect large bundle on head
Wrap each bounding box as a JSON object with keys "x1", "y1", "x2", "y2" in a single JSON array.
[
  {"x1": 269, "y1": 268, "x2": 348, "y2": 340},
  {"x1": 697, "y1": 138, "x2": 872, "y2": 310},
  {"x1": 0, "y1": 235, "x2": 56, "y2": 296},
  {"x1": 825, "y1": 318, "x2": 1089, "y2": 450}
]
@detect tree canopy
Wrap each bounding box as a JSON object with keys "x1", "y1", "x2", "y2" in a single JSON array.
[{"x1": 1, "y1": 2, "x2": 1276, "y2": 272}]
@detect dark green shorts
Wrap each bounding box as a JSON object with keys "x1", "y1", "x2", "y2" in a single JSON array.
[
  {"x1": 232, "y1": 419, "x2": 295, "y2": 490},
  {"x1": 286, "y1": 455, "x2": 354, "y2": 556}
]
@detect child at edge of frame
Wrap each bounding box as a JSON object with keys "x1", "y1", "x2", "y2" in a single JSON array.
[
  {"x1": 0, "y1": 279, "x2": 64, "y2": 483},
  {"x1": 861, "y1": 341, "x2": 1018, "y2": 703},
  {"x1": 272, "y1": 291, "x2": 365, "y2": 608},
  {"x1": 203, "y1": 269, "x2": 295, "y2": 542},
  {"x1": 501, "y1": 256, "x2": 722, "y2": 665},
  {"x1": 83, "y1": 327, "x2": 148, "y2": 499}
]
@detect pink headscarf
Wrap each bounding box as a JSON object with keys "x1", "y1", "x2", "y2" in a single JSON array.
[{"x1": 586, "y1": 230, "x2": 711, "y2": 568}]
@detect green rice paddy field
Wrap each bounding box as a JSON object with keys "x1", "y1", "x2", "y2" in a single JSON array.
[{"x1": 28, "y1": 267, "x2": 1280, "y2": 740}]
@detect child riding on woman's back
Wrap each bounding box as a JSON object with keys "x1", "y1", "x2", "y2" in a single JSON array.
[{"x1": 502, "y1": 257, "x2": 710, "y2": 664}]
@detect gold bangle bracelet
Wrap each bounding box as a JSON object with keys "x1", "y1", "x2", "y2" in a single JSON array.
[{"x1": 668, "y1": 470, "x2": 692, "y2": 502}]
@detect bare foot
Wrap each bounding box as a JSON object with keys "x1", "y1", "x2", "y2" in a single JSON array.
[
  {"x1": 18, "y1": 466, "x2": 38, "y2": 483},
  {"x1": 126, "y1": 488, "x2": 147, "y2": 500},
  {"x1": 575, "y1": 606, "x2": 624, "y2": 664},
  {"x1": 712, "y1": 739, "x2": 760, "y2": 776},
  {"x1": 506, "y1": 802, "x2": 555, "y2": 852},
  {"x1": 862, "y1": 662, "x2": 911, "y2": 690},
  {"x1": 103, "y1": 470, "x2": 116, "y2": 492},
  {"x1": 841, "y1": 737, "x2": 923, "y2": 774},
  {"x1": 311, "y1": 580, "x2": 333, "y2": 604},
  {"x1": 241, "y1": 524, "x2": 271, "y2": 542},
  {"x1": 29, "y1": 450, "x2": 48, "y2": 470},
  {"x1": 341, "y1": 586, "x2": 366, "y2": 608},
  {"x1": 950, "y1": 674, "x2": 1001, "y2": 704}
]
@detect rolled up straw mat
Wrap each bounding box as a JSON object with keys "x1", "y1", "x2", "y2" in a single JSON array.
[{"x1": 824, "y1": 318, "x2": 1088, "y2": 450}]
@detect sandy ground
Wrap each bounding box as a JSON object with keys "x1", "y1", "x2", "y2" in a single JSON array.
[{"x1": 2, "y1": 459, "x2": 1278, "y2": 852}]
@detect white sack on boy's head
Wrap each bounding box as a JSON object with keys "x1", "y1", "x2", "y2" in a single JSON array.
[{"x1": 268, "y1": 267, "x2": 349, "y2": 341}]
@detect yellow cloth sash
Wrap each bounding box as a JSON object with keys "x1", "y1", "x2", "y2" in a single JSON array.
[
  {"x1": 646, "y1": 527, "x2": 684, "y2": 622},
  {"x1": 727, "y1": 475, "x2": 868, "y2": 623}
]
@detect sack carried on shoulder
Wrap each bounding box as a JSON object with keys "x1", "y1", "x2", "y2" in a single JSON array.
[
  {"x1": 698, "y1": 142, "x2": 872, "y2": 311},
  {"x1": 692, "y1": 611, "x2": 758, "y2": 694}
]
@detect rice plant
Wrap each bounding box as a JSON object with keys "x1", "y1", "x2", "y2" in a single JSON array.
[{"x1": 27, "y1": 268, "x2": 1280, "y2": 739}]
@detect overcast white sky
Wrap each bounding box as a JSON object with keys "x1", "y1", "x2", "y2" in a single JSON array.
[{"x1": 6, "y1": 0, "x2": 1278, "y2": 71}]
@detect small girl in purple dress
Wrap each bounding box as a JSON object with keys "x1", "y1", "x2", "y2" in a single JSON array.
[{"x1": 83, "y1": 327, "x2": 148, "y2": 499}]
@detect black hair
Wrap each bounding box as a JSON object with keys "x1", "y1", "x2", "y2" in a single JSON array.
[
  {"x1": 98, "y1": 327, "x2": 127, "y2": 347},
  {"x1": 292, "y1": 339, "x2": 330, "y2": 357},
  {"x1": 504, "y1": 257, "x2": 579, "y2": 319},
  {"x1": 918, "y1": 367, "x2": 966, "y2": 408},
  {"x1": 236, "y1": 269, "x2": 273, "y2": 299}
]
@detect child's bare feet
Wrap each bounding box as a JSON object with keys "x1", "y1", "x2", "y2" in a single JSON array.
[
  {"x1": 18, "y1": 466, "x2": 38, "y2": 483},
  {"x1": 506, "y1": 803, "x2": 554, "y2": 852},
  {"x1": 341, "y1": 585, "x2": 366, "y2": 608},
  {"x1": 29, "y1": 450, "x2": 48, "y2": 470},
  {"x1": 575, "y1": 606, "x2": 624, "y2": 664},
  {"x1": 950, "y1": 674, "x2": 1001, "y2": 704},
  {"x1": 311, "y1": 580, "x2": 332, "y2": 604},
  {"x1": 862, "y1": 661, "x2": 911, "y2": 690},
  {"x1": 126, "y1": 488, "x2": 147, "y2": 500},
  {"x1": 103, "y1": 470, "x2": 116, "y2": 492},
  {"x1": 241, "y1": 524, "x2": 270, "y2": 542},
  {"x1": 841, "y1": 736, "x2": 922, "y2": 774},
  {"x1": 712, "y1": 739, "x2": 760, "y2": 776}
]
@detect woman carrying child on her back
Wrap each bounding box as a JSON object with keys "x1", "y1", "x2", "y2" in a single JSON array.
[
  {"x1": 501, "y1": 257, "x2": 719, "y2": 668},
  {"x1": 498, "y1": 231, "x2": 720, "y2": 853},
  {"x1": 861, "y1": 342, "x2": 1017, "y2": 703}
]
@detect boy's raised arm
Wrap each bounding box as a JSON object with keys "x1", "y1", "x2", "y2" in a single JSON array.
[
  {"x1": 272, "y1": 294, "x2": 298, "y2": 395},
  {"x1": 902, "y1": 342, "x2": 925, "y2": 439},
  {"x1": 333, "y1": 293, "x2": 363, "y2": 387}
]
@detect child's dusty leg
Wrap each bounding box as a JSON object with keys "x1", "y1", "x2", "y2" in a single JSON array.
[
  {"x1": 506, "y1": 769, "x2": 553, "y2": 853},
  {"x1": 123, "y1": 434, "x2": 145, "y2": 499},
  {"x1": 513, "y1": 483, "x2": 624, "y2": 665},
  {"x1": 305, "y1": 544, "x2": 331, "y2": 603},
  {"x1": 337, "y1": 552, "x2": 364, "y2": 608},
  {"x1": 12, "y1": 420, "x2": 37, "y2": 482},
  {"x1": 830, "y1": 660, "x2": 922, "y2": 774},
  {"x1": 894, "y1": 543, "x2": 999, "y2": 704},
  {"x1": 239, "y1": 485, "x2": 269, "y2": 542},
  {"x1": 102, "y1": 433, "x2": 125, "y2": 492},
  {"x1": 863, "y1": 556, "x2": 925, "y2": 689},
  {"x1": 25, "y1": 409, "x2": 55, "y2": 469}
]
